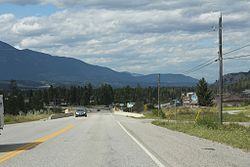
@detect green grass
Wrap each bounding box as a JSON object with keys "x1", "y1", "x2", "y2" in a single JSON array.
[
  {"x1": 4, "y1": 114, "x2": 50, "y2": 124},
  {"x1": 223, "y1": 106, "x2": 248, "y2": 111},
  {"x1": 160, "y1": 107, "x2": 250, "y2": 122},
  {"x1": 152, "y1": 120, "x2": 250, "y2": 151},
  {"x1": 224, "y1": 113, "x2": 250, "y2": 122},
  {"x1": 142, "y1": 109, "x2": 166, "y2": 119},
  {"x1": 143, "y1": 112, "x2": 160, "y2": 119}
]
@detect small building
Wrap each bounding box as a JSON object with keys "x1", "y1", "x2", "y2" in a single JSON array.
[
  {"x1": 182, "y1": 92, "x2": 198, "y2": 107},
  {"x1": 126, "y1": 102, "x2": 135, "y2": 112}
]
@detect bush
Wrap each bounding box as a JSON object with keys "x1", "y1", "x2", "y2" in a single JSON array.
[
  {"x1": 176, "y1": 107, "x2": 193, "y2": 114},
  {"x1": 152, "y1": 109, "x2": 166, "y2": 119},
  {"x1": 123, "y1": 107, "x2": 129, "y2": 112},
  {"x1": 223, "y1": 123, "x2": 245, "y2": 131},
  {"x1": 159, "y1": 110, "x2": 166, "y2": 119},
  {"x1": 146, "y1": 103, "x2": 155, "y2": 110},
  {"x1": 196, "y1": 116, "x2": 218, "y2": 129},
  {"x1": 152, "y1": 109, "x2": 158, "y2": 116},
  {"x1": 51, "y1": 107, "x2": 63, "y2": 113},
  {"x1": 134, "y1": 101, "x2": 144, "y2": 112}
]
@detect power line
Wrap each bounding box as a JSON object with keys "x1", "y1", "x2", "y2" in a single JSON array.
[
  {"x1": 183, "y1": 56, "x2": 217, "y2": 74},
  {"x1": 183, "y1": 43, "x2": 250, "y2": 75},
  {"x1": 185, "y1": 58, "x2": 217, "y2": 74},
  {"x1": 224, "y1": 54, "x2": 250, "y2": 60},
  {"x1": 184, "y1": 58, "x2": 217, "y2": 74},
  {"x1": 183, "y1": 42, "x2": 250, "y2": 74},
  {"x1": 223, "y1": 44, "x2": 250, "y2": 56},
  {"x1": 184, "y1": 55, "x2": 250, "y2": 74}
]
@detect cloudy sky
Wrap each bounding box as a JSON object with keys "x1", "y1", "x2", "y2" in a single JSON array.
[{"x1": 0, "y1": 0, "x2": 250, "y2": 82}]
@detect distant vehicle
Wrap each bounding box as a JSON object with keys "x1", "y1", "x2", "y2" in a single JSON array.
[
  {"x1": 75, "y1": 108, "x2": 87, "y2": 117},
  {"x1": 0, "y1": 95, "x2": 4, "y2": 130},
  {"x1": 97, "y1": 109, "x2": 100, "y2": 111}
]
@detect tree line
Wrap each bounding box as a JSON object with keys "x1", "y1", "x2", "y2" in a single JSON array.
[
  {"x1": 113, "y1": 85, "x2": 194, "y2": 104},
  {"x1": 1, "y1": 80, "x2": 198, "y2": 115},
  {"x1": 1, "y1": 81, "x2": 113, "y2": 115},
  {"x1": 224, "y1": 77, "x2": 250, "y2": 94}
]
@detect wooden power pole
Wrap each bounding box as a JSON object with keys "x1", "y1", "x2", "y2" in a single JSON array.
[
  {"x1": 218, "y1": 13, "x2": 223, "y2": 124},
  {"x1": 158, "y1": 73, "x2": 160, "y2": 116}
]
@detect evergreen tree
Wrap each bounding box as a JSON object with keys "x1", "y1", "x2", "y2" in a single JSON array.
[
  {"x1": 17, "y1": 93, "x2": 25, "y2": 113},
  {"x1": 196, "y1": 78, "x2": 213, "y2": 106},
  {"x1": 5, "y1": 80, "x2": 19, "y2": 115},
  {"x1": 97, "y1": 84, "x2": 114, "y2": 105}
]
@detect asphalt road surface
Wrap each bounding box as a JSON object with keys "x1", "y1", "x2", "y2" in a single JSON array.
[{"x1": 0, "y1": 110, "x2": 250, "y2": 167}]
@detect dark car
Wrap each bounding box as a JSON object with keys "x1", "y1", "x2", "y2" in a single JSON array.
[{"x1": 75, "y1": 108, "x2": 87, "y2": 117}]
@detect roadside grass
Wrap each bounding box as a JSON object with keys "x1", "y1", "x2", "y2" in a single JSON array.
[
  {"x1": 152, "y1": 120, "x2": 250, "y2": 151},
  {"x1": 4, "y1": 114, "x2": 50, "y2": 124},
  {"x1": 241, "y1": 106, "x2": 250, "y2": 117},
  {"x1": 224, "y1": 112, "x2": 250, "y2": 122},
  {"x1": 143, "y1": 107, "x2": 250, "y2": 122},
  {"x1": 143, "y1": 111, "x2": 160, "y2": 119},
  {"x1": 223, "y1": 106, "x2": 247, "y2": 111}
]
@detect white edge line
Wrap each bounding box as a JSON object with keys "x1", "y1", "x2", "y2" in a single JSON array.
[{"x1": 116, "y1": 120, "x2": 165, "y2": 167}]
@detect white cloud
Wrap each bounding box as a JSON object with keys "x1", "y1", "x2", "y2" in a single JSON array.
[
  {"x1": 19, "y1": 35, "x2": 60, "y2": 48},
  {"x1": 0, "y1": 0, "x2": 158, "y2": 8},
  {"x1": 0, "y1": 0, "x2": 250, "y2": 82},
  {"x1": 11, "y1": 17, "x2": 44, "y2": 35},
  {"x1": 0, "y1": 13, "x2": 15, "y2": 23}
]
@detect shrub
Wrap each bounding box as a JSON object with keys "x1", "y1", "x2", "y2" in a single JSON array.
[
  {"x1": 134, "y1": 101, "x2": 144, "y2": 113},
  {"x1": 152, "y1": 109, "x2": 166, "y2": 119},
  {"x1": 51, "y1": 107, "x2": 63, "y2": 113},
  {"x1": 223, "y1": 123, "x2": 245, "y2": 131},
  {"x1": 152, "y1": 109, "x2": 158, "y2": 116},
  {"x1": 123, "y1": 107, "x2": 129, "y2": 112},
  {"x1": 146, "y1": 103, "x2": 155, "y2": 110},
  {"x1": 159, "y1": 110, "x2": 166, "y2": 119},
  {"x1": 196, "y1": 116, "x2": 218, "y2": 129}
]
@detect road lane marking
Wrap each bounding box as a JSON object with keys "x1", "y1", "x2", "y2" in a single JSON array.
[
  {"x1": 116, "y1": 120, "x2": 165, "y2": 167},
  {"x1": 0, "y1": 124, "x2": 74, "y2": 164}
]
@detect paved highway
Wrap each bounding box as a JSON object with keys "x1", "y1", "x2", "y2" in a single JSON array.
[{"x1": 0, "y1": 110, "x2": 250, "y2": 167}]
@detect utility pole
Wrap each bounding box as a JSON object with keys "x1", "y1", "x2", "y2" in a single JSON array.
[
  {"x1": 157, "y1": 73, "x2": 160, "y2": 117},
  {"x1": 218, "y1": 13, "x2": 223, "y2": 124}
]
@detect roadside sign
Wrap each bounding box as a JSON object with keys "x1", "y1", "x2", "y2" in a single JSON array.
[{"x1": 191, "y1": 95, "x2": 198, "y2": 102}]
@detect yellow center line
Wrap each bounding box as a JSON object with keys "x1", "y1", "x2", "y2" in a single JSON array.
[{"x1": 0, "y1": 124, "x2": 74, "y2": 164}]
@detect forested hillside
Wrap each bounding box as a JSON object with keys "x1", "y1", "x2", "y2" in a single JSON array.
[{"x1": 225, "y1": 77, "x2": 250, "y2": 93}]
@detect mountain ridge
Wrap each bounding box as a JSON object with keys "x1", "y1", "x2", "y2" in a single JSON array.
[
  {"x1": 223, "y1": 70, "x2": 250, "y2": 85},
  {"x1": 0, "y1": 41, "x2": 198, "y2": 87}
]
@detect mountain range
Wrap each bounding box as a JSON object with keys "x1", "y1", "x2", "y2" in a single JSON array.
[
  {"x1": 223, "y1": 70, "x2": 250, "y2": 85},
  {"x1": 0, "y1": 41, "x2": 199, "y2": 88}
]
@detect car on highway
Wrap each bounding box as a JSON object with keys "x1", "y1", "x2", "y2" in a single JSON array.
[{"x1": 75, "y1": 108, "x2": 87, "y2": 117}]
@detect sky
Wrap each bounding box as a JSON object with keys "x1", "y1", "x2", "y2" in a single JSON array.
[{"x1": 0, "y1": 0, "x2": 250, "y2": 82}]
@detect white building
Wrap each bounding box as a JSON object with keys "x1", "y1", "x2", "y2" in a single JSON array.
[{"x1": 182, "y1": 92, "x2": 198, "y2": 107}]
